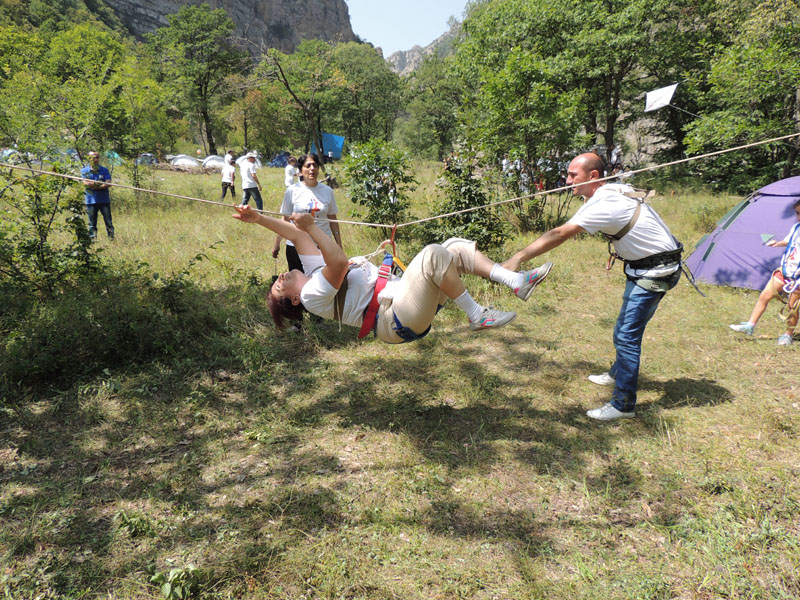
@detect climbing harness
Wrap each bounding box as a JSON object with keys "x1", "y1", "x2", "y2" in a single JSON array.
[
  {"x1": 601, "y1": 188, "x2": 704, "y2": 296},
  {"x1": 602, "y1": 188, "x2": 652, "y2": 271},
  {"x1": 352, "y1": 227, "x2": 428, "y2": 343}
]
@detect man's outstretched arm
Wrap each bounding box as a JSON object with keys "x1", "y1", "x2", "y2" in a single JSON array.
[{"x1": 502, "y1": 223, "x2": 585, "y2": 271}]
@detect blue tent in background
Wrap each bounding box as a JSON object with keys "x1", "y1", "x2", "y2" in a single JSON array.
[{"x1": 311, "y1": 133, "x2": 345, "y2": 160}]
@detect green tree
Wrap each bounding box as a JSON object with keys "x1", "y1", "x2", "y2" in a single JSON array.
[
  {"x1": 113, "y1": 53, "x2": 178, "y2": 186},
  {"x1": 395, "y1": 55, "x2": 462, "y2": 160},
  {"x1": 0, "y1": 23, "x2": 122, "y2": 159},
  {"x1": 454, "y1": 0, "x2": 699, "y2": 164},
  {"x1": 257, "y1": 40, "x2": 341, "y2": 156},
  {"x1": 329, "y1": 42, "x2": 402, "y2": 144},
  {"x1": 147, "y1": 4, "x2": 247, "y2": 155},
  {"x1": 684, "y1": 0, "x2": 800, "y2": 190}
]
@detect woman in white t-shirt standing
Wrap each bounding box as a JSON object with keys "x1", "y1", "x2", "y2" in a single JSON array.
[{"x1": 272, "y1": 153, "x2": 342, "y2": 274}]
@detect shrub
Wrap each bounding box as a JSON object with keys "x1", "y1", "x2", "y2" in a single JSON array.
[
  {"x1": 341, "y1": 139, "x2": 417, "y2": 228},
  {"x1": 418, "y1": 153, "x2": 509, "y2": 251}
]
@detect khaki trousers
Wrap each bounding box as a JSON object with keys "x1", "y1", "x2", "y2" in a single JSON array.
[{"x1": 376, "y1": 238, "x2": 476, "y2": 344}]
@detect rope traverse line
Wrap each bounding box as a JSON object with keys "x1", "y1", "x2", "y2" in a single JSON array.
[
  {"x1": 0, "y1": 163, "x2": 394, "y2": 230},
  {"x1": 2, "y1": 131, "x2": 799, "y2": 231},
  {"x1": 396, "y1": 131, "x2": 800, "y2": 228}
]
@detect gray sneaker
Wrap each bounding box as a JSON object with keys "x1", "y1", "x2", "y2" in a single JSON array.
[
  {"x1": 588, "y1": 372, "x2": 615, "y2": 386},
  {"x1": 729, "y1": 322, "x2": 754, "y2": 335},
  {"x1": 469, "y1": 307, "x2": 517, "y2": 331},
  {"x1": 515, "y1": 262, "x2": 553, "y2": 301},
  {"x1": 586, "y1": 402, "x2": 635, "y2": 421},
  {"x1": 778, "y1": 333, "x2": 792, "y2": 346}
]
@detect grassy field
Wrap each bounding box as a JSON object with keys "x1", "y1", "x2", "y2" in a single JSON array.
[{"x1": 1, "y1": 163, "x2": 799, "y2": 599}]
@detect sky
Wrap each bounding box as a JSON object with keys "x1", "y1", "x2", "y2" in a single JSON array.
[{"x1": 345, "y1": 0, "x2": 470, "y2": 56}]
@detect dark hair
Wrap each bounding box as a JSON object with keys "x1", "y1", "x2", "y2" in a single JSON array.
[
  {"x1": 298, "y1": 153, "x2": 324, "y2": 172},
  {"x1": 267, "y1": 284, "x2": 305, "y2": 329},
  {"x1": 794, "y1": 198, "x2": 800, "y2": 209}
]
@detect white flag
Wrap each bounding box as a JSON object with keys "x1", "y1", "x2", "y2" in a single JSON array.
[{"x1": 645, "y1": 83, "x2": 678, "y2": 112}]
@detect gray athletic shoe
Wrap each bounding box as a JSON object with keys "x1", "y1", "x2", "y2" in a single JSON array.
[
  {"x1": 588, "y1": 372, "x2": 615, "y2": 386},
  {"x1": 778, "y1": 333, "x2": 793, "y2": 346},
  {"x1": 514, "y1": 261, "x2": 553, "y2": 301},
  {"x1": 469, "y1": 307, "x2": 517, "y2": 331},
  {"x1": 586, "y1": 402, "x2": 635, "y2": 421}
]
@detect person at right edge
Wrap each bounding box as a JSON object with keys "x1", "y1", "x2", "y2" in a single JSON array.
[{"x1": 502, "y1": 153, "x2": 682, "y2": 421}]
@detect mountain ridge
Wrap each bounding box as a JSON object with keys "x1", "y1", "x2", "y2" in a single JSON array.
[{"x1": 385, "y1": 20, "x2": 461, "y2": 76}]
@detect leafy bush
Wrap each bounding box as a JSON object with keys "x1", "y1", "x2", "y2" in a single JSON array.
[
  {"x1": 0, "y1": 167, "x2": 96, "y2": 298},
  {"x1": 341, "y1": 139, "x2": 416, "y2": 227},
  {"x1": 418, "y1": 154, "x2": 508, "y2": 251}
]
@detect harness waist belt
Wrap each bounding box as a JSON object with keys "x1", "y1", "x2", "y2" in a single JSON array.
[{"x1": 625, "y1": 245, "x2": 683, "y2": 270}]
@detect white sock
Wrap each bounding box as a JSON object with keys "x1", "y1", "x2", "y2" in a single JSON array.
[
  {"x1": 489, "y1": 263, "x2": 523, "y2": 289},
  {"x1": 453, "y1": 290, "x2": 485, "y2": 322}
]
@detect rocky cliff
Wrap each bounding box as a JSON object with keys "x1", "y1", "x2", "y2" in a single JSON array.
[
  {"x1": 104, "y1": 0, "x2": 356, "y2": 53},
  {"x1": 386, "y1": 21, "x2": 460, "y2": 76}
]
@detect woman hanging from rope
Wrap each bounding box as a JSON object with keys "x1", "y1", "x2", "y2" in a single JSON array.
[
  {"x1": 730, "y1": 198, "x2": 800, "y2": 346},
  {"x1": 232, "y1": 205, "x2": 552, "y2": 342}
]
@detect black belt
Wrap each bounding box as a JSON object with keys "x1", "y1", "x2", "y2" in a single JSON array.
[{"x1": 625, "y1": 245, "x2": 683, "y2": 270}]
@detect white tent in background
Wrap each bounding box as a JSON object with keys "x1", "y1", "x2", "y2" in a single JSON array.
[{"x1": 644, "y1": 83, "x2": 678, "y2": 112}]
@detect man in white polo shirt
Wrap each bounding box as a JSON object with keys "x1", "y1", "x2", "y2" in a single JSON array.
[{"x1": 503, "y1": 153, "x2": 682, "y2": 420}]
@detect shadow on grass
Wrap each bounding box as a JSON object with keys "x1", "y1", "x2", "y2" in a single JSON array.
[{"x1": 0, "y1": 313, "x2": 734, "y2": 596}]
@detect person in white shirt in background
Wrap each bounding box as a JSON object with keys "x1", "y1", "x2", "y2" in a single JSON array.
[
  {"x1": 220, "y1": 151, "x2": 236, "y2": 202},
  {"x1": 240, "y1": 152, "x2": 263, "y2": 210},
  {"x1": 273, "y1": 153, "x2": 342, "y2": 274},
  {"x1": 284, "y1": 156, "x2": 298, "y2": 188}
]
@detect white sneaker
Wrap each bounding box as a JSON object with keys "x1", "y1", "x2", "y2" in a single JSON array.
[
  {"x1": 778, "y1": 333, "x2": 792, "y2": 346},
  {"x1": 586, "y1": 402, "x2": 635, "y2": 421},
  {"x1": 588, "y1": 372, "x2": 615, "y2": 386},
  {"x1": 729, "y1": 322, "x2": 754, "y2": 335},
  {"x1": 469, "y1": 307, "x2": 517, "y2": 330},
  {"x1": 514, "y1": 262, "x2": 553, "y2": 301}
]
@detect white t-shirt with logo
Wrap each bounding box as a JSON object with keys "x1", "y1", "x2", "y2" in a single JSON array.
[
  {"x1": 240, "y1": 160, "x2": 259, "y2": 189},
  {"x1": 280, "y1": 182, "x2": 338, "y2": 246},
  {"x1": 568, "y1": 183, "x2": 680, "y2": 277},
  {"x1": 298, "y1": 254, "x2": 378, "y2": 328}
]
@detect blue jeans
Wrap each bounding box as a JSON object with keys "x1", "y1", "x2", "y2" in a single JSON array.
[
  {"x1": 86, "y1": 203, "x2": 114, "y2": 239},
  {"x1": 608, "y1": 279, "x2": 666, "y2": 412},
  {"x1": 242, "y1": 187, "x2": 263, "y2": 210}
]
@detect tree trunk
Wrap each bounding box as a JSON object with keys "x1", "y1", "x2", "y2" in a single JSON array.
[{"x1": 201, "y1": 106, "x2": 217, "y2": 155}]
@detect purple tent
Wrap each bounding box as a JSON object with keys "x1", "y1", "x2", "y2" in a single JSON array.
[{"x1": 686, "y1": 176, "x2": 800, "y2": 290}]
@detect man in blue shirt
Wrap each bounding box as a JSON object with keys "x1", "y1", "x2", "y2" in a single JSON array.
[{"x1": 81, "y1": 150, "x2": 114, "y2": 240}]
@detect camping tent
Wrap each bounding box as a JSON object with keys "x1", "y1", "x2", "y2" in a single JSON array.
[
  {"x1": 685, "y1": 176, "x2": 800, "y2": 290},
  {"x1": 170, "y1": 154, "x2": 202, "y2": 168},
  {"x1": 311, "y1": 133, "x2": 345, "y2": 160},
  {"x1": 201, "y1": 155, "x2": 226, "y2": 170}
]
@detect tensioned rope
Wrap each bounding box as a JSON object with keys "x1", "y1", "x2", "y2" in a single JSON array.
[
  {"x1": 2, "y1": 131, "x2": 800, "y2": 230},
  {"x1": 0, "y1": 163, "x2": 394, "y2": 229},
  {"x1": 396, "y1": 131, "x2": 800, "y2": 228}
]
